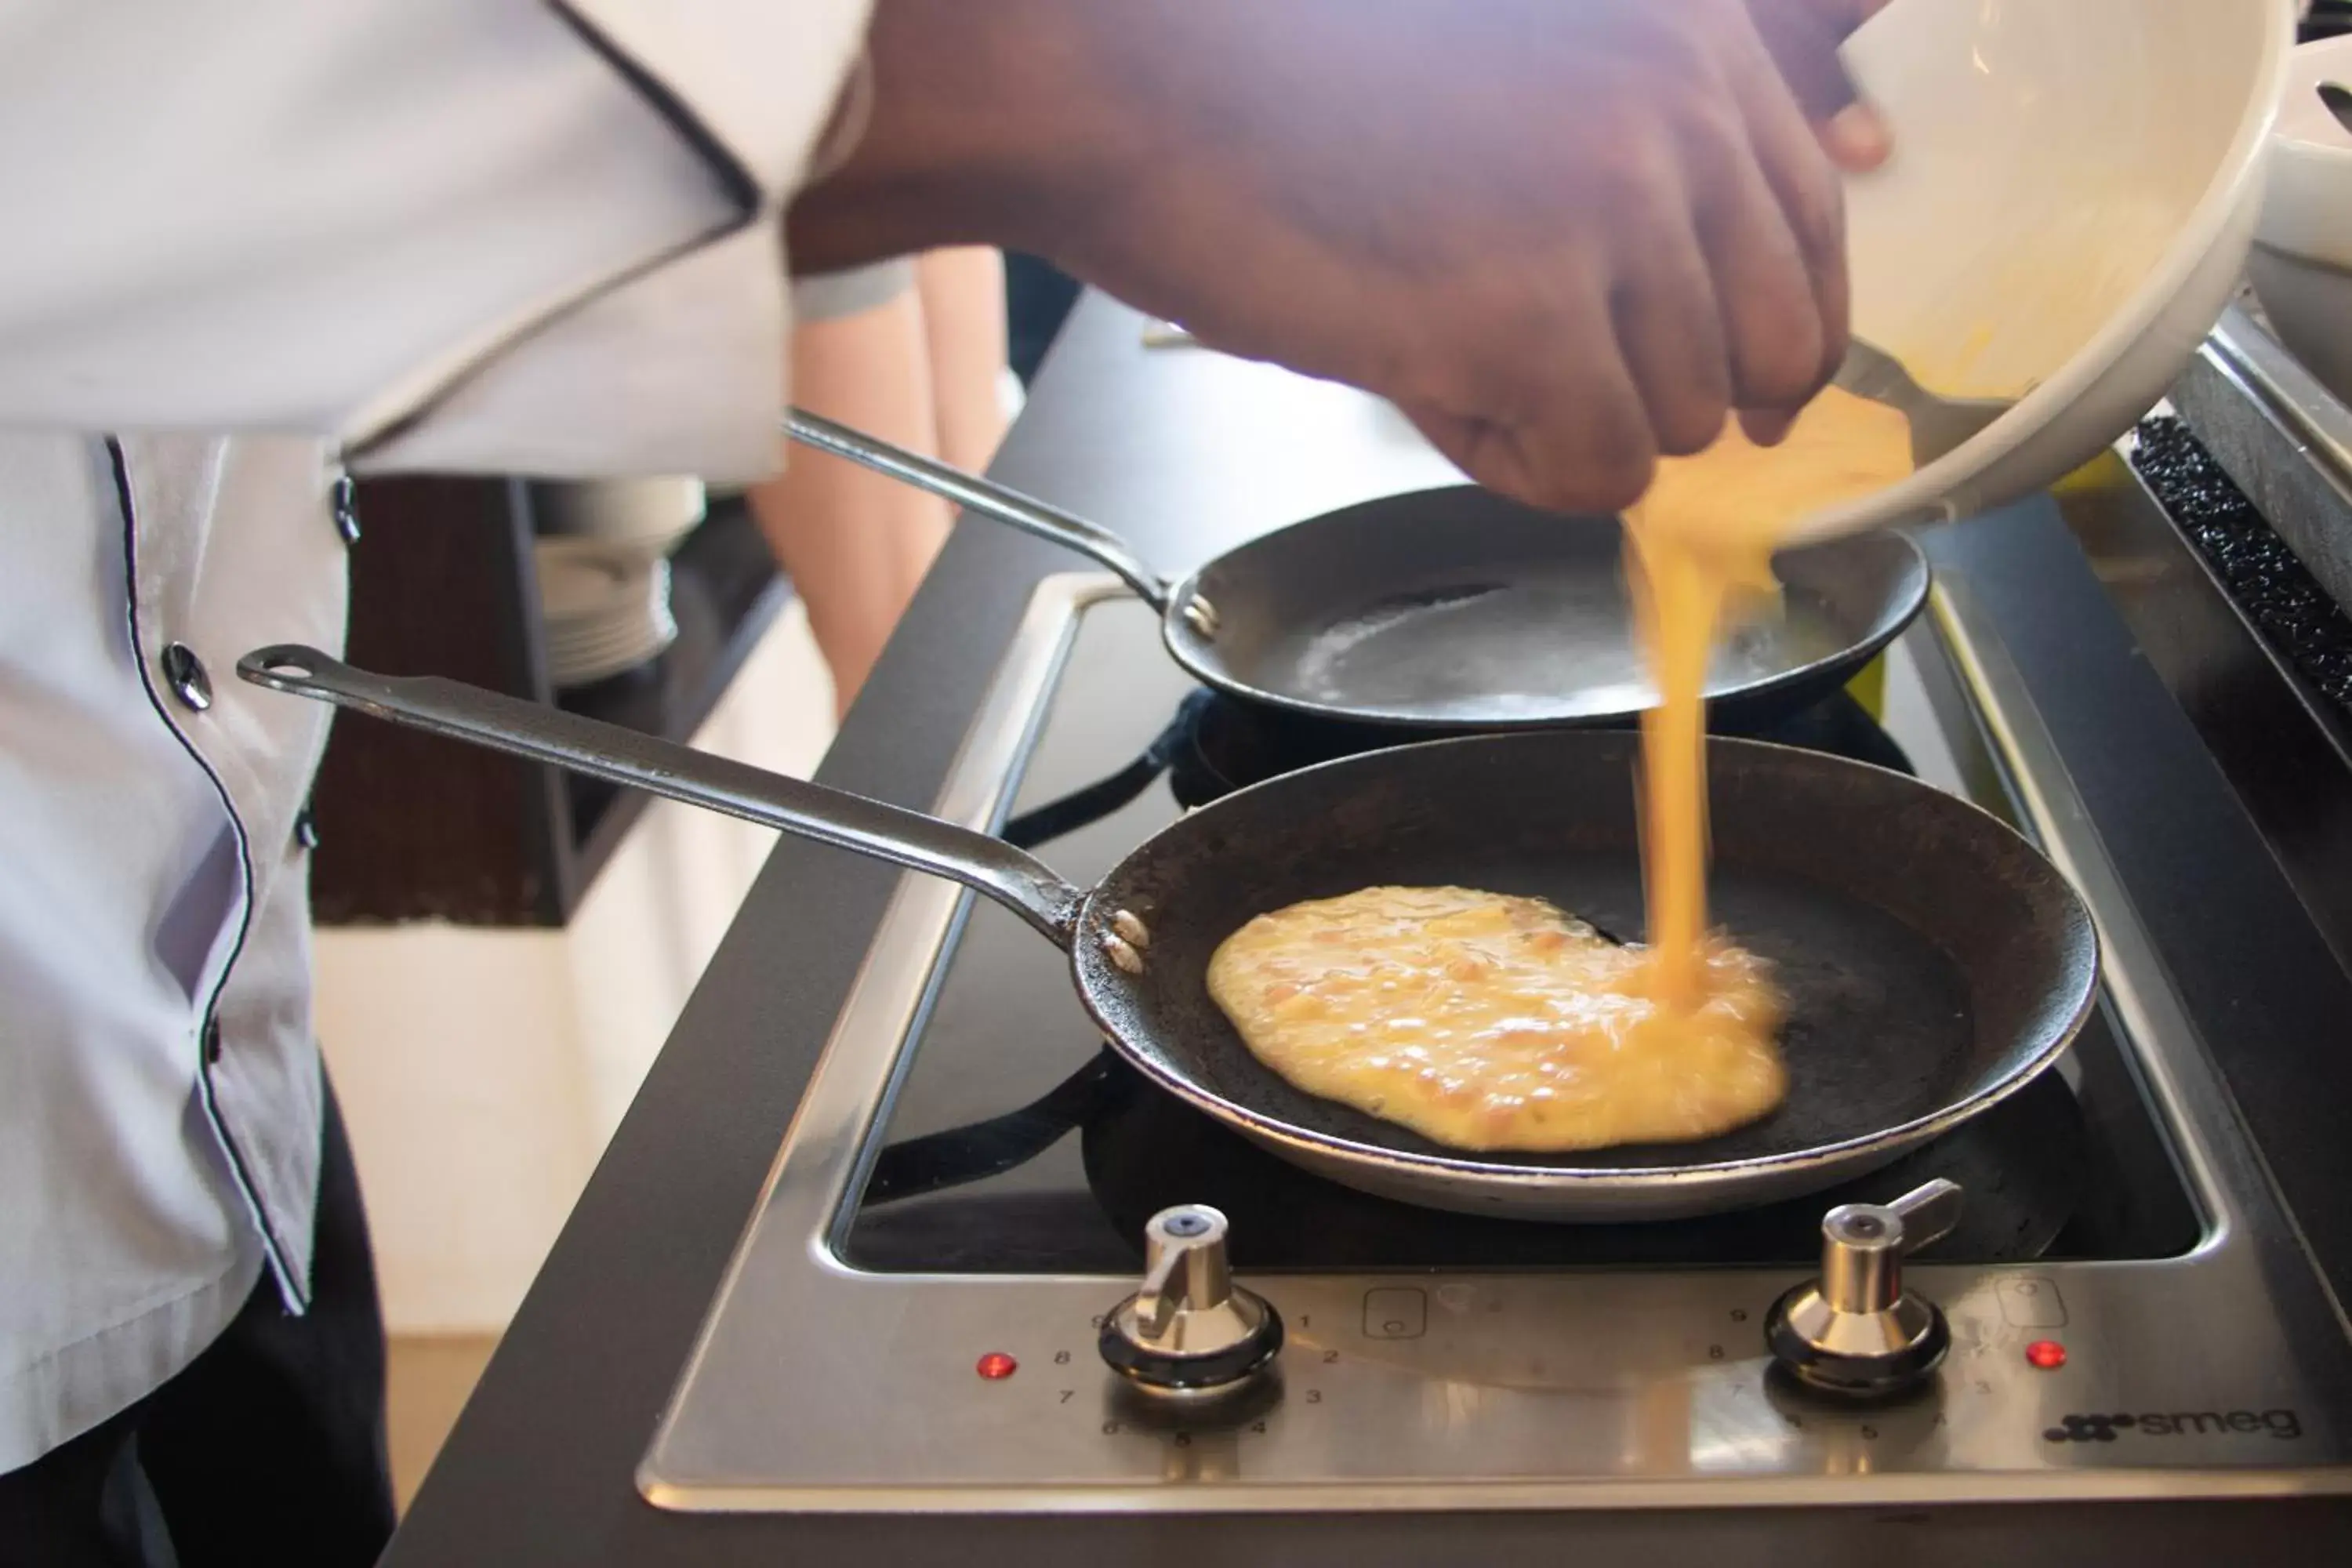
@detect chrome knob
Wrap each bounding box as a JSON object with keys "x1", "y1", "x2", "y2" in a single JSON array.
[
  {"x1": 1765, "y1": 1178, "x2": 1963, "y2": 1398},
  {"x1": 1098, "y1": 1205, "x2": 1283, "y2": 1396}
]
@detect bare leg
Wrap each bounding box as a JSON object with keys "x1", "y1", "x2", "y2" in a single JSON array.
[
  {"x1": 750, "y1": 287, "x2": 950, "y2": 719},
  {"x1": 915, "y1": 247, "x2": 1011, "y2": 474}
]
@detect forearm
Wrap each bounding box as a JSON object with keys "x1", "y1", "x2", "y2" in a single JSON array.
[
  {"x1": 786, "y1": 0, "x2": 1134, "y2": 274},
  {"x1": 789, "y1": 0, "x2": 1873, "y2": 517}
]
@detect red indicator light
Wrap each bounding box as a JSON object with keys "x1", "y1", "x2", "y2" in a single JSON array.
[
  {"x1": 975, "y1": 1351, "x2": 1019, "y2": 1380},
  {"x1": 2025, "y1": 1340, "x2": 2067, "y2": 1370}
]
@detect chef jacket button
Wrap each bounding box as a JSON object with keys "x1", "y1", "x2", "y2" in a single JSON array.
[
  {"x1": 332, "y1": 475, "x2": 361, "y2": 544},
  {"x1": 293, "y1": 805, "x2": 319, "y2": 851},
  {"x1": 162, "y1": 643, "x2": 212, "y2": 712},
  {"x1": 202, "y1": 1015, "x2": 223, "y2": 1065}
]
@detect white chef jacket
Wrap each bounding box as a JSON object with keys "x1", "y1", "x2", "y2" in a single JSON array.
[{"x1": 0, "y1": 0, "x2": 869, "y2": 1473}]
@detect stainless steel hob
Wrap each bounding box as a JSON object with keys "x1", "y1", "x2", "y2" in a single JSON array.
[{"x1": 639, "y1": 570, "x2": 2352, "y2": 1512}]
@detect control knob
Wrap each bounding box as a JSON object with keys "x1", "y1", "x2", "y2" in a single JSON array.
[
  {"x1": 1765, "y1": 1178, "x2": 1963, "y2": 1398},
  {"x1": 1098, "y1": 1205, "x2": 1283, "y2": 1396}
]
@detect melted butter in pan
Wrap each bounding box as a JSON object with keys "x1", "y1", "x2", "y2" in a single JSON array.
[{"x1": 1207, "y1": 885, "x2": 1788, "y2": 1153}]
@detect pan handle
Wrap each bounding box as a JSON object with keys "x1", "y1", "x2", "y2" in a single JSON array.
[
  {"x1": 785, "y1": 408, "x2": 1176, "y2": 614},
  {"x1": 236, "y1": 646, "x2": 1088, "y2": 947}
]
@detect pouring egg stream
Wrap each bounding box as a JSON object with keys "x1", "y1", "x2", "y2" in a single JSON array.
[
  {"x1": 1622, "y1": 384, "x2": 1918, "y2": 1014},
  {"x1": 1203, "y1": 383, "x2": 1933, "y2": 1156}
]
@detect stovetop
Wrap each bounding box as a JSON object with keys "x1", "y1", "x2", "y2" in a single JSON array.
[{"x1": 639, "y1": 572, "x2": 2352, "y2": 1514}]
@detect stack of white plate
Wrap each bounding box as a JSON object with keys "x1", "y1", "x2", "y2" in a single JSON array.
[
  {"x1": 537, "y1": 542, "x2": 678, "y2": 688},
  {"x1": 530, "y1": 479, "x2": 702, "y2": 688}
]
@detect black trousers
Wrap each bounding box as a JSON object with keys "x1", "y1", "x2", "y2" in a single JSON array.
[{"x1": 0, "y1": 1086, "x2": 397, "y2": 1568}]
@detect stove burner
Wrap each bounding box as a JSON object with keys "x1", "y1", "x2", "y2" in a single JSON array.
[
  {"x1": 857, "y1": 1048, "x2": 2088, "y2": 1272},
  {"x1": 1178, "y1": 683, "x2": 1914, "y2": 805},
  {"x1": 1004, "y1": 680, "x2": 1917, "y2": 850}
]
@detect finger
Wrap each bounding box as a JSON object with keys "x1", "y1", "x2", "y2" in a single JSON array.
[
  {"x1": 1739, "y1": 408, "x2": 1797, "y2": 447},
  {"x1": 1721, "y1": 22, "x2": 1852, "y2": 401},
  {"x1": 1400, "y1": 347, "x2": 1658, "y2": 517},
  {"x1": 1679, "y1": 111, "x2": 1830, "y2": 418},
  {"x1": 1748, "y1": 0, "x2": 1895, "y2": 169},
  {"x1": 1610, "y1": 168, "x2": 1736, "y2": 458},
  {"x1": 1820, "y1": 104, "x2": 1892, "y2": 172},
  {"x1": 1753, "y1": 5, "x2": 1860, "y2": 120}
]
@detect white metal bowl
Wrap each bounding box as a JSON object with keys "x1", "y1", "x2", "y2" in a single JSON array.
[
  {"x1": 2248, "y1": 34, "x2": 2352, "y2": 405},
  {"x1": 1785, "y1": 0, "x2": 2295, "y2": 543}
]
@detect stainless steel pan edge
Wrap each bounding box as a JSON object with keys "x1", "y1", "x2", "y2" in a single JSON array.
[{"x1": 1152, "y1": 529, "x2": 1933, "y2": 735}]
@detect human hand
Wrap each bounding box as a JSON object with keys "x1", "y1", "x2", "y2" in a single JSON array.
[{"x1": 793, "y1": 0, "x2": 1886, "y2": 513}]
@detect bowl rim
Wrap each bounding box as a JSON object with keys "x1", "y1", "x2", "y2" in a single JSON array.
[{"x1": 1789, "y1": 0, "x2": 2298, "y2": 543}]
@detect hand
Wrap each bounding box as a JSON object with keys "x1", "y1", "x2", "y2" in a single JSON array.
[{"x1": 792, "y1": 0, "x2": 1881, "y2": 514}]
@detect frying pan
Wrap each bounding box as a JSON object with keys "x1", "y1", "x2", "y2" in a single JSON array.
[
  {"x1": 238, "y1": 646, "x2": 2097, "y2": 1221},
  {"x1": 786, "y1": 411, "x2": 1929, "y2": 731}
]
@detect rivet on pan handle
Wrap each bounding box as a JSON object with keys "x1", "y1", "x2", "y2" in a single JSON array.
[
  {"x1": 235, "y1": 644, "x2": 1091, "y2": 948},
  {"x1": 1102, "y1": 909, "x2": 1152, "y2": 975}
]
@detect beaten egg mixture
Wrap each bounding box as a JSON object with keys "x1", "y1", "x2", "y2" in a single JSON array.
[
  {"x1": 1208, "y1": 387, "x2": 1924, "y2": 1152},
  {"x1": 1207, "y1": 885, "x2": 1787, "y2": 1152}
]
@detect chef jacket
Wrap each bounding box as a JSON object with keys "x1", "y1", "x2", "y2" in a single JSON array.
[{"x1": 0, "y1": 0, "x2": 869, "y2": 1472}]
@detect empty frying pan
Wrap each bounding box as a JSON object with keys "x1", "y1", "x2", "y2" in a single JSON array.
[
  {"x1": 239, "y1": 646, "x2": 2096, "y2": 1221},
  {"x1": 786, "y1": 411, "x2": 1928, "y2": 731}
]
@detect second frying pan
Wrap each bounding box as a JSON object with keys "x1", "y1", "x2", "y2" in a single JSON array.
[
  {"x1": 786, "y1": 411, "x2": 1928, "y2": 731},
  {"x1": 241, "y1": 645, "x2": 2097, "y2": 1223}
]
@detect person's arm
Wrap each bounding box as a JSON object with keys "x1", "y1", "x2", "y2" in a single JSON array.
[
  {"x1": 0, "y1": 0, "x2": 865, "y2": 480},
  {"x1": 0, "y1": 0, "x2": 1883, "y2": 503},
  {"x1": 790, "y1": 0, "x2": 1889, "y2": 515}
]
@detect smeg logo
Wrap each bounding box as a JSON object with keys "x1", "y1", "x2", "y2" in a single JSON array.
[{"x1": 2044, "y1": 1409, "x2": 2303, "y2": 1444}]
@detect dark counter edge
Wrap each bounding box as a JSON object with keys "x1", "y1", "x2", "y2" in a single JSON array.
[{"x1": 386, "y1": 299, "x2": 2352, "y2": 1566}]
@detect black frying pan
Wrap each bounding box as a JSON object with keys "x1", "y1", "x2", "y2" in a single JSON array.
[
  {"x1": 787, "y1": 411, "x2": 1929, "y2": 732},
  {"x1": 238, "y1": 647, "x2": 2097, "y2": 1221}
]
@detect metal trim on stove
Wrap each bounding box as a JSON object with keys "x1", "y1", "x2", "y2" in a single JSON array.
[{"x1": 638, "y1": 572, "x2": 2352, "y2": 1515}]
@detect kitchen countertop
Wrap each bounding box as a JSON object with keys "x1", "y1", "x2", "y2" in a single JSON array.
[{"x1": 387, "y1": 296, "x2": 2352, "y2": 1566}]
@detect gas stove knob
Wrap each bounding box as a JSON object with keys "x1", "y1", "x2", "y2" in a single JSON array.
[
  {"x1": 1765, "y1": 1178, "x2": 1963, "y2": 1399},
  {"x1": 1098, "y1": 1205, "x2": 1283, "y2": 1396}
]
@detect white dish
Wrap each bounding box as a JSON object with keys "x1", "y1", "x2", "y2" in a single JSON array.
[
  {"x1": 2249, "y1": 34, "x2": 2352, "y2": 405},
  {"x1": 535, "y1": 542, "x2": 677, "y2": 687},
  {"x1": 536, "y1": 542, "x2": 650, "y2": 619},
  {"x1": 1782, "y1": 0, "x2": 2293, "y2": 543},
  {"x1": 533, "y1": 477, "x2": 706, "y2": 554}
]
